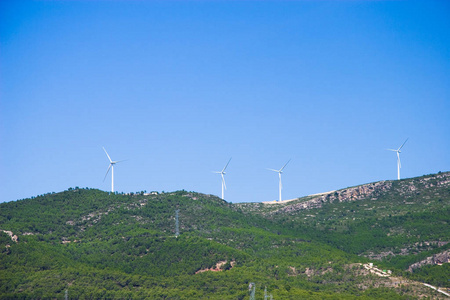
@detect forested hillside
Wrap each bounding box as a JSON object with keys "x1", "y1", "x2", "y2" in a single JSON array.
[
  {"x1": 238, "y1": 172, "x2": 450, "y2": 287},
  {"x1": 0, "y1": 172, "x2": 449, "y2": 299}
]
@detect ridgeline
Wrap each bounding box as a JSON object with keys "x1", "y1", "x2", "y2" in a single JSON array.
[{"x1": 1, "y1": 172, "x2": 449, "y2": 299}]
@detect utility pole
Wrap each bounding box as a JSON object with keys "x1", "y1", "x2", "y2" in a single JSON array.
[
  {"x1": 249, "y1": 282, "x2": 256, "y2": 300},
  {"x1": 264, "y1": 286, "x2": 273, "y2": 299},
  {"x1": 175, "y1": 209, "x2": 180, "y2": 238}
]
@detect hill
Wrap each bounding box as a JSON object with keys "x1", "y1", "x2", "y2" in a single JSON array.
[
  {"x1": 239, "y1": 172, "x2": 449, "y2": 259},
  {"x1": 0, "y1": 172, "x2": 449, "y2": 299}
]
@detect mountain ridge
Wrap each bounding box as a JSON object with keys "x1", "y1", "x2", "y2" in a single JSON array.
[{"x1": 0, "y1": 172, "x2": 449, "y2": 299}]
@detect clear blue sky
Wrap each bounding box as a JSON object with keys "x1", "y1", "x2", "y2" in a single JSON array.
[{"x1": 1, "y1": 1, "x2": 449, "y2": 203}]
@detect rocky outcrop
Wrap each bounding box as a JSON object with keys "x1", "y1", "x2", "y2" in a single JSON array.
[
  {"x1": 1, "y1": 230, "x2": 18, "y2": 243},
  {"x1": 396, "y1": 172, "x2": 450, "y2": 197},
  {"x1": 364, "y1": 241, "x2": 449, "y2": 260},
  {"x1": 195, "y1": 261, "x2": 235, "y2": 274},
  {"x1": 408, "y1": 250, "x2": 450, "y2": 272},
  {"x1": 269, "y1": 181, "x2": 393, "y2": 215},
  {"x1": 265, "y1": 172, "x2": 450, "y2": 216}
]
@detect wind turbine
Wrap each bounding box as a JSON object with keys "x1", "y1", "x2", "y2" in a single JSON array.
[
  {"x1": 214, "y1": 158, "x2": 231, "y2": 200},
  {"x1": 103, "y1": 147, "x2": 126, "y2": 193},
  {"x1": 387, "y1": 138, "x2": 408, "y2": 180},
  {"x1": 268, "y1": 159, "x2": 291, "y2": 202}
]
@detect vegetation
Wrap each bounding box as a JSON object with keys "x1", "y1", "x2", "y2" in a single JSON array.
[{"x1": 0, "y1": 172, "x2": 449, "y2": 299}]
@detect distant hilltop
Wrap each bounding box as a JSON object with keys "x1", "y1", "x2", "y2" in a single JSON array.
[
  {"x1": 261, "y1": 172, "x2": 450, "y2": 210},
  {"x1": 0, "y1": 171, "x2": 448, "y2": 298}
]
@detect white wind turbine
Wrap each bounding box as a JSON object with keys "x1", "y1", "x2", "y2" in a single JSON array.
[
  {"x1": 387, "y1": 138, "x2": 408, "y2": 180},
  {"x1": 268, "y1": 159, "x2": 291, "y2": 202},
  {"x1": 214, "y1": 158, "x2": 231, "y2": 200},
  {"x1": 103, "y1": 147, "x2": 126, "y2": 193}
]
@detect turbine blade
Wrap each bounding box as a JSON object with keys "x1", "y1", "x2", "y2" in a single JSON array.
[
  {"x1": 398, "y1": 138, "x2": 409, "y2": 151},
  {"x1": 267, "y1": 168, "x2": 279, "y2": 172},
  {"x1": 114, "y1": 159, "x2": 128, "y2": 164},
  {"x1": 280, "y1": 159, "x2": 291, "y2": 172},
  {"x1": 222, "y1": 157, "x2": 232, "y2": 173},
  {"x1": 103, "y1": 164, "x2": 112, "y2": 181},
  {"x1": 103, "y1": 147, "x2": 112, "y2": 163},
  {"x1": 386, "y1": 149, "x2": 397, "y2": 152}
]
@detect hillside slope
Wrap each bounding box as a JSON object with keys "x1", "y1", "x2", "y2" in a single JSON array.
[
  {"x1": 239, "y1": 172, "x2": 450, "y2": 286},
  {"x1": 0, "y1": 172, "x2": 449, "y2": 299}
]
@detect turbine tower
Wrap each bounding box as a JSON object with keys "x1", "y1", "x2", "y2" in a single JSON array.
[
  {"x1": 387, "y1": 138, "x2": 408, "y2": 180},
  {"x1": 268, "y1": 159, "x2": 291, "y2": 202},
  {"x1": 103, "y1": 147, "x2": 125, "y2": 193},
  {"x1": 214, "y1": 158, "x2": 231, "y2": 200}
]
